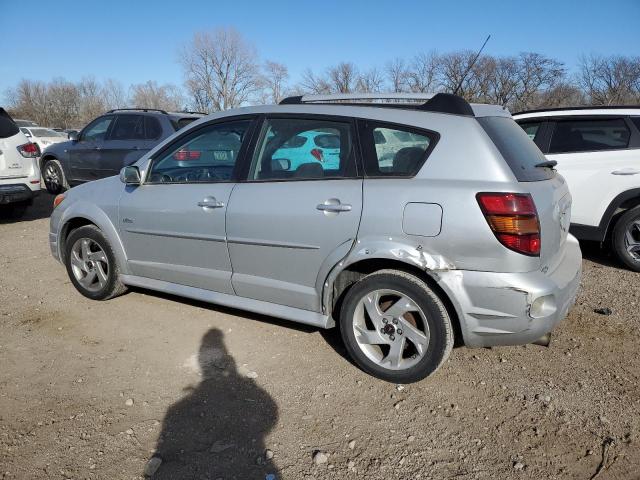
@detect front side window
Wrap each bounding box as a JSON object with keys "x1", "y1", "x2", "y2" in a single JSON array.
[
  {"x1": 82, "y1": 116, "x2": 114, "y2": 142},
  {"x1": 549, "y1": 118, "x2": 630, "y2": 154},
  {"x1": 360, "y1": 122, "x2": 435, "y2": 177},
  {"x1": 110, "y1": 115, "x2": 144, "y2": 140},
  {"x1": 147, "y1": 120, "x2": 251, "y2": 184},
  {"x1": 249, "y1": 118, "x2": 357, "y2": 181}
]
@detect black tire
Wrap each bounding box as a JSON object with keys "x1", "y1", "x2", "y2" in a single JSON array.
[
  {"x1": 42, "y1": 158, "x2": 69, "y2": 194},
  {"x1": 339, "y1": 269, "x2": 454, "y2": 383},
  {"x1": 612, "y1": 206, "x2": 640, "y2": 272},
  {"x1": 64, "y1": 225, "x2": 128, "y2": 300}
]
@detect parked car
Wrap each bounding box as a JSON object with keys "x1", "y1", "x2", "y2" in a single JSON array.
[
  {"x1": 514, "y1": 107, "x2": 640, "y2": 271},
  {"x1": 39, "y1": 109, "x2": 204, "y2": 194},
  {"x1": 14, "y1": 119, "x2": 38, "y2": 128},
  {"x1": 20, "y1": 126, "x2": 68, "y2": 152},
  {"x1": 0, "y1": 109, "x2": 41, "y2": 217},
  {"x1": 49, "y1": 93, "x2": 582, "y2": 383},
  {"x1": 270, "y1": 129, "x2": 342, "y2": 170}
]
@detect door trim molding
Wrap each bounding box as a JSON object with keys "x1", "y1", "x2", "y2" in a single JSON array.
[
  {"x1": 227, "y1": 236, "x2": 321, "y2": 250},
  {"x1": 125, "y1": 227, "x2": 226, "y2": 243}
]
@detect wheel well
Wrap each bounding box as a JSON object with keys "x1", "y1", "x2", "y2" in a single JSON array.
[
  {"x1": 330, "y1": 258, "x2": 464, "y2": 347},
  {"x1": 40, "y1": 154, "x2": 56, "y2": 172},
  {"x1": 59, "y1": 218, "x2": 97, "y2": 261}
]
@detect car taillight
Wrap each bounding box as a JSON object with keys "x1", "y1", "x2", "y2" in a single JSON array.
[
  {"x1": 17, "y1": 142, "x2": 40, "y2": 158},
  {"x1": 310, "y1": 148, "x2": 324, "y2": 162},
  {"x1": 476, "y1": 192, "x2": 540, "y2": 256},
  {"x1": 173, "y1": 150, "x2": 201, "y2": 161}
]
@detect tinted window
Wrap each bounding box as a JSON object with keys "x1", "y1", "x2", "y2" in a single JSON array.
[
  {"x1": 249, "y1": 119, "x2": 357, "y2": 181},
  {"x1": 518, "y1": 121, "x2": 542, "y2": 141},
  {"x1": 144, "y1": 116, "x2": 162, "y2": 139},
  {"x1": 549, "y1": 118, "x2": 630, "y2": 153},
  {"x1": 148, "y1": 120, "x2": 251, "y2": 183},
  {"x1": 82, "y1": 116, "x2": 114, "y2": 142},
  {"x1": 110, "y1": 115, "x2": 144, "y2": 140},
  {"x1": 361, "y1": 122, "x2": 434, "y2": 177},
  {"x1": 632, "y1": 117, "x2": 640, "y2": 133},
  {"x1": 478, "y1": 116, "x2": 553, "y2": 182},
  {"x1": 0, "y1": 109, "x2": 19, "y2": 139}
]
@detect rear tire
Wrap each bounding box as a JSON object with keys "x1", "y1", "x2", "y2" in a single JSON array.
[
  {"x1": 64, "y1": 225, "x2": 128, "y2": 300},
  {"x1": 612, "y1": 206, "x2": 640, "y2": 272},
  {"x1": 339, "y1": 269, "x2": 454, "y2": 383},
  {"x1": 42, "y1": 158, "x2": 68, "y2": 194}
]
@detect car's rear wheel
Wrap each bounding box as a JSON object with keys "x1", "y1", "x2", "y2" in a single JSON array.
[
  {"x1": 42, "y1": 158, "x2": 68, "y2": 194},
  {"x1": 612, "y1": 206, "x2": 640, "y2": 272},
  {"x1": 339, "y1": 270, "x2": 453, "y2": 383},
  {"x1": 64, "y1": 225, "x2": 127, "y2": 300}
]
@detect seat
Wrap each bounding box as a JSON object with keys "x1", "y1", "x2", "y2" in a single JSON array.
[
  {"x1": 392, "y1": 147, "x2": 425, "y2": 175},
  {"x1": 294, "y1": 162, "x2": 324, "y2": 179}
]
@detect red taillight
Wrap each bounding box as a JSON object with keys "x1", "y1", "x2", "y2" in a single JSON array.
[
  {"x1": 310, "y1": 148, "x2": 324, "y2": 162},
  {"x1": 173, "y1": 150, "x2": 201, "y2": 161},
  {"x1": 477, "y1": 192, "x2": 540, "y2": 256},
  {"x1": 17, "y1": 142, "x2": 40, "y2": 158}
]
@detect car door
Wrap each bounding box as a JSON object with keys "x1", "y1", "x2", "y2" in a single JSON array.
[
  {"x1": 544, "y1": 116, "x2": 639, "y2": 227},
  {"x1": 68, "y1": 115, "x2": 115, "y2": 183},
  {"x1": 226, "y1": 115, "x2": 363, "y2": 312},
  {"x1": 118, "y1": 117, "x2": 256, "y2": 294},
  {"x1": 97, "y1": 114, "x2": 146, "y2": 178}
]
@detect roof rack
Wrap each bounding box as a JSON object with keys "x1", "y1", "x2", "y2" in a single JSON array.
[
  {"x1": 279, "y1": 92, "x2": 475, "y2": 116},
  {"x1": 106, "y1": 108, "x2": 168, "y2": 114},
  {"x1": 513, "y1": 105, "x2": 640, "y2": 116},
  {"x1": 169, "y1": 110, "x2": 207, "y2": 115}
]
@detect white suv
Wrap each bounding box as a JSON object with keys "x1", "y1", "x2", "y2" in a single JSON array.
[
  {"x1": 0, "y1": 108, "x2": 41, "y2": 217},
  {"x1": 514, "y1": 107, "x2": 640, "y2": 271}
]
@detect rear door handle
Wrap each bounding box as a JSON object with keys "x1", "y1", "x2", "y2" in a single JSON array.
[
  {"x1": 316, "y1": 199, "x2": 352, "y2": 213},
  {"x1": 197, "y1": 196, "x2": 225, "y2": 209},
  {"x1": 612, "y1": 168, "x2": 640, "y2": 175}
]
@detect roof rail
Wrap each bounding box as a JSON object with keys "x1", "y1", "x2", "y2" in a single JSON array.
[
  {"x1": 513, "y1": 104, "x2": 640, "y2": 116},
  {"x1": 279, "y1": 92, "x2": 475, "y2": 116},
  {"x1": 106, "y1": 108, "x2": 168, "y2": 114}
]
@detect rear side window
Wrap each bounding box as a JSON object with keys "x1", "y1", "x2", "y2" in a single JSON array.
[
  {"x1": 549, "y1": 118, "x2": 630, "y2": 153},
  {"x1": 0, "y1": 109, "x2": 19, "y2": 139},
  {"x1": 632, "y1": 117, "x2": 640, "y2": 133},
  {"x1": 478, "y1": 116, "x2": 553, "y2": 182},
  {"x1": 110, "y1": 115, "x2": 145, "y2": 140},
  {"x1": 144, "y1": 116, "x2": 162, "y2": 139},
  {"x1": 359, "y1": 121, "x2": 436, "y2": 177}
]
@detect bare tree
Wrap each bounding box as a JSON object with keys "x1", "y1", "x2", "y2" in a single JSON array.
[
  {"x1": 101, "y1": 78, "x2": 128, "y2": 110},
  {"x1": 513, "y1": 52, "x2": 565, "y2": 111},
  {"x1": 327, "y1": 62, "x2": 358, "y2": 93},
  {"x1": 386, "y1": 58, "x2": 408, "y2": 92},
  {"x1": 438, "y1": 51, "x2": 482, "y2": 100},
  {"x1": 180, "y1": 27, "x2": 259, "y2": 112},
  {"x1": 406, "y1": 51, "x2": 440, "y2": 93},
  {"x1": 578, "y1": 54, "x2": 640, "y2": 105},
  {"x1": 356, "y1": 68, "x2": 385, "y2": 93},
  {"x1": 129, "y1": 81, "x2": 184, "y2": 111},
  {"x1": 299, "y1": 69, "x2": 332, "y2": 94},
  {"x1": 260, "y1": 60, "x2": 289, "y2": 104}
]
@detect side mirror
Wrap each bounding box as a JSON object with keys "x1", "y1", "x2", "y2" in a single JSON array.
[
  {"x1": 120, "y1": 166, "x2": 141, "y2": 185},
  {"x1": 25, "y1": 133, "x2": 31, "y2": 138},
  {"x1": 271, "y1": 158, "x2": 291, "y2": 171},
  {"x1": 69, "y1": 132, "x2": 79, "y2": 142}
]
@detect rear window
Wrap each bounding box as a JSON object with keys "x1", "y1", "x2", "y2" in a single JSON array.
[
  {"x1": 0, "y1": 109, "x2": 19, "y2": 139},
  {"x1": 314, "y1": 133, "x2": 340, "y2": 148},
  {"x1": 478, "y1": 116, "x2": 554, "y2": 182}
]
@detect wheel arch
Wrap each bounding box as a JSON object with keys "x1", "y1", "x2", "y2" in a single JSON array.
[
  {"x1": 601, "y1": 188, "x2": 640, "y2": 241},
  {"x1": 325, "y1": 256, "x2": 464, "y2": 347}
]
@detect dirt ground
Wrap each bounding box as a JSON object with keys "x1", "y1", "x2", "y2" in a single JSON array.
[{"x1": 1, "y1": 192, "x2": 639, "y2": 480}]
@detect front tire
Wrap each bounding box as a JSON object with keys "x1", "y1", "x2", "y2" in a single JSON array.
[
  {"x1": 339, "y1": 270, "x2": 454, "y2": 383},
  {"x1": 612, "y1": 206, "x2": 640, "y2": 272},
  {"x1": 64, "y1": 225, "x2": 127, "y2": 300},
  {"x1": 42, "y1": 158, "x2": 68, "y2": 194}
]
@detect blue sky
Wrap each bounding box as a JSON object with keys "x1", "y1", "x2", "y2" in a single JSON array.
[{"x1": 1, "y1": 0, "x2": 639, "y2": 95}]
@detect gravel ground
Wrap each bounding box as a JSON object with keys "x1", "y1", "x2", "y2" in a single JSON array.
[{"x1": 1, "y1": 193, "x2": 639, "y2": 480}]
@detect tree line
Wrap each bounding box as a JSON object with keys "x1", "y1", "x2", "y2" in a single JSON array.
[{"x1": 5, "y1": 27, "x2": 640, "y2": 128}]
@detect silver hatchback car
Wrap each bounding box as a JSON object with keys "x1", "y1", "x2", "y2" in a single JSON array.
[{"x1": 49, "y1": 93, "x2": 582, "y2": 383}]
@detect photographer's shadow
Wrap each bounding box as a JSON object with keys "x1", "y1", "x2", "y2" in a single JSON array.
[{"x1": 148, "y1": 328, "x2": 279, "y2": 479}]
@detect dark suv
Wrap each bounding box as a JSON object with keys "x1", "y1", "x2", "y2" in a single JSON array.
[{"x1": 40, "y1": 109, "x2": 203, "y2": 194}]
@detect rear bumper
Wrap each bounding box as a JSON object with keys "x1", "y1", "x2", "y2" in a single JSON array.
[
  {"x1": 0, "y1": 183, "x2": 40, "y2": 204},
  {"x1": 437, "y1": 234, "x2": 582, "y2": 348}
]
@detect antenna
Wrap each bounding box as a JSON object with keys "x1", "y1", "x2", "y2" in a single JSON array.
[{"x1": 453, "y1": 35, "x2": 491, "y2": 96}]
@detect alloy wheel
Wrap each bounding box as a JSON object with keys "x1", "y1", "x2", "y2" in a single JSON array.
[
  {"x1": 624, "y1": 220, "x2": 640, "y2": 261},
  {"x1": 70, "y1": 238, "x2": 109, "y2": 292}
]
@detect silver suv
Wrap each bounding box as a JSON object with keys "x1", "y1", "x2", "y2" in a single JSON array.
[{"x1": 49, "y1": 93, "x2": 582, "y2": 383}]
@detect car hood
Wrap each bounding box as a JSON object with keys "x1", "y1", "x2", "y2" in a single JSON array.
[{"x1": 41, "y1": 139, "x2": 74, "y2": 156}]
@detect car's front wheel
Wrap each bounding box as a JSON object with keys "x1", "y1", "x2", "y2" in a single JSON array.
[
  {"x1": 42, "y1": 158, "x2": 68, "y2": 194},
  {"x1": 612, "y1": 205, "x2": 640, "y2": 272},
  {"x1": 64, "y1": 225, "x2": 127, "y2": 300},
  {"x1": 339, "y1": 270, "x2": 454, "y2": 383}
]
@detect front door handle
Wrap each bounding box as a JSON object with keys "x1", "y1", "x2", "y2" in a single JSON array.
[
  {"x1": 612, "y1": 168, "x2": 640, "y2": 175},
  {"x1": 197, "y1": 196, "x2": 225, "y2": 209},
  {"x1": 316, "y1": 199, "x2": 352, "y2": 213}
]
